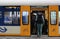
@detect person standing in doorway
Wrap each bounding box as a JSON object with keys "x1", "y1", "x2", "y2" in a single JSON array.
[
  {"x1": 37, "y1": 12, "x2": 45, "y2": 37},
  {"x1": 31, "y1": 12, "x2": 38, "y2": 34}
]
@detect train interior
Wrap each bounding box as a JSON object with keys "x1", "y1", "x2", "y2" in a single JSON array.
[{"x1": 30, "y1": 6, "x2": 48, "y2": 35}]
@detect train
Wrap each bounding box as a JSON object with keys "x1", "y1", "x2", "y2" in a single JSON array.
[{"x1": 0, "y1": 5, "x2": 59, "y2": 37}]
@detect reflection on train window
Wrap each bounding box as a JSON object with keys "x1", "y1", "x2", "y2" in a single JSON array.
[
  {"x1": 4, "y1": 11, "x2": 12, "y2": 24},
  {"x1": 22, "y1": 11, "x2": 28, "y2": 24},
  {"x1": 50, "y1": 11, "x2": 56, "y2": 25},
  {"x1": 12, "y1": 11, "x2": 20, "y2": 24},
  {"x1": 4, "y1": 11, "x2": 20, "y2": 25}
]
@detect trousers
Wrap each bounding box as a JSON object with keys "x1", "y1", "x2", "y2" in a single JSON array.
[{"x1": 37, "y1": 24, "x2": 43, "y2": 36}]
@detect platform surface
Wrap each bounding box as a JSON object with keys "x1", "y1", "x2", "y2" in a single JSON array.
[{"x1": 0, "y1": 35, "x2": 60, "y2": 39}]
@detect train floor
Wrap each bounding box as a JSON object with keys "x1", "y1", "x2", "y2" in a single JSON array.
[{"x1": 0, "y1": 35, "x2": 60, "y2": 39}]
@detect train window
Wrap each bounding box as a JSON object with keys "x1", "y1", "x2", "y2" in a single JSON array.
[
  {"x1": 12, "y1": 11, "x2": 20, "y2": 24},
  {"x1": 4, "y1": 11, "x2": 20, "y2": 25},
  {"x1": 12, "y1": 11, "x2": 18, "y2": 24},
  {"x1": 4, "y1": 6, "x2": 20, "y2": 26},
  {"x1": 22, "y1": 11, "x2": 29, "y2": 25},
  {"x1": 4, "y1": 11, "x2": 12, "y2": 24},
  {"x1": 0, "y1": 6, "x2": 20, "y2": 26},
  {"x1": 50, "y1": 11, "x2": 57, "y2": 25}
]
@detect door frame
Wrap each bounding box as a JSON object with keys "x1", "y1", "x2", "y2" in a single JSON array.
[{"x1": 30, "y1": 7, "x2": 49, "y2": 35}]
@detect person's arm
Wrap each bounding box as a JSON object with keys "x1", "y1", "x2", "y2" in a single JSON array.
[{"x1": 42, "y1": 15, "x2": 45, "y2": 25}]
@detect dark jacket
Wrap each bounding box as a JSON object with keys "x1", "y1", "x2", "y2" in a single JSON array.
[{"x1": 37, "y1": 14, "x2": 44, "y2": 24}]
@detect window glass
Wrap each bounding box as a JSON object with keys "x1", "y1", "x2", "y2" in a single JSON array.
[
  {"x1": 4, "y1": 11, "x2": 12, "y2": 24},
  {"x1": 4, "y1": 6, "x2": 20, "y2": 26},
  {"x1": 4, "y1": 11, "x2": 20, "y2": 25},
  {"x1": 22, "y1": 11, "x2": 28, "y2": 24},
  {"x1": 12, "y1": 11, "x2": 20, "y2": 24},
  {"x1": 50, "y1": 11, "x2": 56, "y2": 24},
  {"x1": 0, "y1": 6, "x2": 20, "y2": 26}
]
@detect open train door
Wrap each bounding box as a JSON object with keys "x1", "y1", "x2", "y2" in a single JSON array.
[
  {"x1": 49, "y1": 5, "x2": 59, "y2": 36},
  {"x1": 20, "y1": 6, "x2": 30, "y2": 36},
  {"x1": 30, "y1": 6, "x2": 49, "y2": 35}
]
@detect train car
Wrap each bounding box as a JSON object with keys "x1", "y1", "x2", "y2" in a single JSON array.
[
  {"x1": 0, "y1": 0, "x2": 60, "y2": 37},
  {"x1": 0, "y1": 5, "x2": 59, "y2": 37}
]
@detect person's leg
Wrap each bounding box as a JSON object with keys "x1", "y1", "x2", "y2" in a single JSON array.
[
  {"x1": 37, "y1": 24, "x2": 42, "y2": 37},
  {"x1": 37, "y1": 24, "x2": 43, "y2": 37},
  {"x1": 39, "y1": 24, "x2": 43, "y2": 36},
  {"x1": 37, "y1": 24, "x2": 40, "y2": 36}
]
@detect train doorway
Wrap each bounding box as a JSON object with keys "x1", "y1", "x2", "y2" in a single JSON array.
[{"x1": 30, "y1": 10, "x2": 48, "y2": 35}]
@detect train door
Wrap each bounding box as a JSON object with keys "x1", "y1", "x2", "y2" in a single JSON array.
[
  {"x1": 49, "y1": 5, "x2": 59, "y2": 36},
  {"x1": 31, "y1": 7, "x2": 48, "y2": 35},
  {"x1": 20, "y1": 6, "x2": 30, "y2": 36}
]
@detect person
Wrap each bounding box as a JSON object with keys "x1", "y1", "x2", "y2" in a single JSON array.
[
  {"x1": 42, "y1": 19, "x2": 48, "y2": 35},
  {"x1": 45, "y1": 19, "x2": 48, "y2": 34},
  {"x1": 31, "y1": 13, "x2": 37, "y2": 34},
  {"x1": 37, "y1": 13, "x2": 45, "y2": 37}
]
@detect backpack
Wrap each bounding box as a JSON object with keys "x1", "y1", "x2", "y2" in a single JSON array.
[{"x1": 37, "y1": 14, "x2": 44, "y2": 24}]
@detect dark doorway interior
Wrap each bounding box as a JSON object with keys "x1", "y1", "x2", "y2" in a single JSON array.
[{"x1": 30, "y1": 11, "x2": 48, "y2": 35}]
